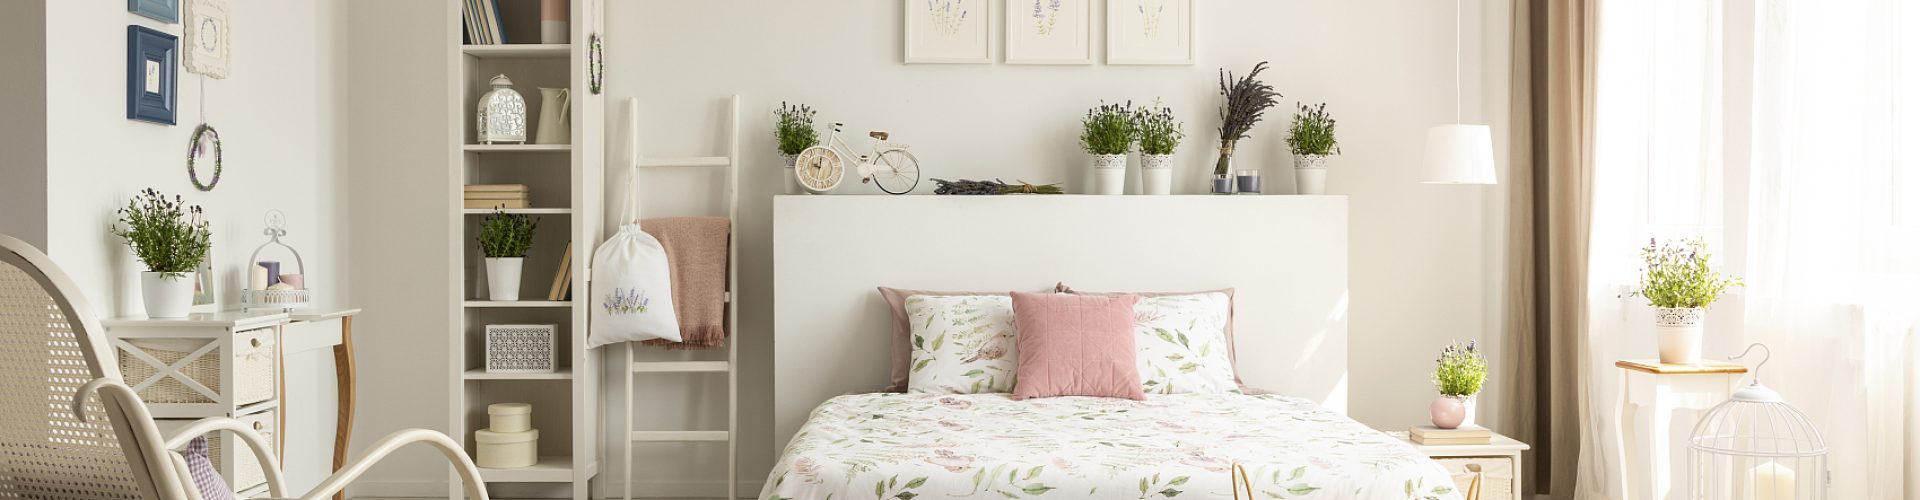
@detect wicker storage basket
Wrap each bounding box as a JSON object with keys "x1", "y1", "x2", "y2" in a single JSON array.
[
  {"x1": 156, "y1": 410, "x2": 276, "y2": 493},
  {"x1": 118, "y1": 328, "x2": 276, "y2": 405},
  {"x1": 485, "y1": 324, "x2": 557, "y2": 373}
]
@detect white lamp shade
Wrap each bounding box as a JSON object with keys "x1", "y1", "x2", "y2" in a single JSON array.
[{"x1": 1421, "y1": 124, "x2": 1497, "y2": 184}]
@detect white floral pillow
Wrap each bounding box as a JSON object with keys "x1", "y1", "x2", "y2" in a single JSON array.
[
  {"x1": 905, "y1": 295, "x2": 1019, "y2": 394},
  {"x1": 1133, "y1": 292, "x2": 1239, "y2": 394}
]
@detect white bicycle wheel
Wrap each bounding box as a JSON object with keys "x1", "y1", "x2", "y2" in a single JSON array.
[
  {"x1": 869, "y1": 149, "x2": 920, "y2": 195},
  {"x1": 793, "y1": 146, "x2": 843, "y2": 193}
]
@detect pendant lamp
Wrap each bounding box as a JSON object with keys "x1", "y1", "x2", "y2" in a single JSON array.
[{"x1": 1422, "y1": 0, "x2": 1497, "y2": 185}]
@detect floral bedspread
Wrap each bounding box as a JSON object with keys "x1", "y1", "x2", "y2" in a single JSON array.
[{"x1": 761, "y1": 393, "x2": 1461, "y2": 500}]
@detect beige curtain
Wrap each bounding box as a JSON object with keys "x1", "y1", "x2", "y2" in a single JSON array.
[{"x1": 1502, "y1": 0, "x2": 1597, "y2": 498}]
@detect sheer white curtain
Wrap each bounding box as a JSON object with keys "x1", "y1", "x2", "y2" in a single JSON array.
[{"x1": 1585, "y1": 0, "x2": 1919, "y2": 498}]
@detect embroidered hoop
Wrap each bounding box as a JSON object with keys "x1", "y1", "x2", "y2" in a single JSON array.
[{"x1": 187, "y1": 123, "x2": 223, "y2": 191}]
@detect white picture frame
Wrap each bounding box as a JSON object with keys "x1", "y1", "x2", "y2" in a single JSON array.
[
  {"x1": 1006, "y1": 0, "x2": 1092, "y2": 64},
  {"x1": 184, "y1": 0, "x2": 230, "y2": 79},
  {"x1": 1106, "y1": 0, "x2": 1194, "y2": 65},
  {"x1": 904, "y1": 0, "x2": 992, "y2": 64}
]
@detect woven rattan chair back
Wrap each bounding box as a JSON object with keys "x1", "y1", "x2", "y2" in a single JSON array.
[{"x1": 0, "y1": 235, "x2": 176, "y2": 500}]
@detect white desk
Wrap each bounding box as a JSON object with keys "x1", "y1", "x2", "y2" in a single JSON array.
[{"x1": 1612, "y1": 359, "x2": 1747, "y2": 500}]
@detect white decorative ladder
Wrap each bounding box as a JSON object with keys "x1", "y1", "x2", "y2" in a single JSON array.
[{"x1": 621, "y1": 95, "x2": 740, "y2": 500}]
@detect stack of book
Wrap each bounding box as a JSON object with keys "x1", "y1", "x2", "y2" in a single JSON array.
[
  {"x1": 465, "y1": 184, "x2": 529, "y2": 209},
  {"x1": 1408, "y1": 425, "x2": 1492, "y2": 445},
  {"x1": 462, "y1": 0, "x2": 506, "y2": 45}
]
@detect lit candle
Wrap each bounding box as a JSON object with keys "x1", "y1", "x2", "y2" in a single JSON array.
[{"x1": 1748, "y1": 462, "x2": 1796, "y2": 500}]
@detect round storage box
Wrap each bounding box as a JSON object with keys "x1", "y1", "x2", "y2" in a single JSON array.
[
  {"x1": 488, "y1": 403, "x2": 532, "y2": 433},
  {"x1": 474, "y1": 428, "x2": 539, "y2": 469}
]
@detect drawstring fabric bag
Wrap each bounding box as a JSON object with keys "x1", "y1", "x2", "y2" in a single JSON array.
[{"x1": 587, "y1": 158, "x2": 681, "y2": 348}]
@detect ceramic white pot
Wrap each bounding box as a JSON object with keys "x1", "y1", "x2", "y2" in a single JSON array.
[
  {"x1": 781, "y1": 154, "x2": 801, "y2": 195},
  {"x1": 534, "y1": 88, "x2": 572, "y2": 145},
  {"x1": 1092, "y1": 154, "x2": 1127, "y2": 195},
  {"x1": 1293, "y1": 154, "x2": 1329, "y2": 195},
  {"x1": 486, "y1": 257, "x2": 524, "y2": 301},
  {"x1": 1140, "y1": 154, "x2": 1174, "y2": 195},
  {"x1": 140, "y1": 272, "x2": 196, "y2": 318},
  {"x1": 1656, "y1": 307, "x2": 1706, "y2": 363}
]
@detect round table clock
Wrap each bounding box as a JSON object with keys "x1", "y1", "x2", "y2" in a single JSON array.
[{"x1": 793, "y1": 147, "x2": 844, "y2": 194}]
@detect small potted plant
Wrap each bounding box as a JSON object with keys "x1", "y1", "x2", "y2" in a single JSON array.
[
  {"x1": 1429, "y1": 340, "x2": 1488, "y2": 429},
  {"x1": 1214, "y1": 62, "x2": 1282, "y2": 194},
  {"x1": 479, "y1": 208, "x2": 538, "y2": 301},
  {"x1": 1286, "y1": 102, "x2": 1340, "y2": 195},
  {"x1": 1628, "y1": 238, "x2": 1742, "y2": 363},
  {"x1": 1081, "y1": 101, "x2": 1135, "y2": 195},
  {"x1": 775, "y1": 102, "x2": 820, "y2": 195},
  {"x1": 1133, "y1": 101, "x2": 1184, "y2": 195},
  {"x1": 112, "y1": 189, "x2": 212, "y2": 318}
]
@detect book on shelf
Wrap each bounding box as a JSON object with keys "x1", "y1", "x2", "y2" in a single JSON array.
[
  {"x1": 464, "y1": 192, "x2": 530, "y2": 201},
  {"x1": 464, "y1": 184, "x2": 529, "y2": 192},
  {"x1": 465, "y1": 200, "x2": 529, "y2": 209},
  {"x1": 547, "y1": 241, "x2": 573, "y2": 301},
  {"x1": 462, "y1": 0, "x2": 505, "y2": 44}
]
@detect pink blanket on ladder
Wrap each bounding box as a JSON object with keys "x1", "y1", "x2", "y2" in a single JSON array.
[{"x1": 639, "y1": 216, "x2": 731, "y2": 350}]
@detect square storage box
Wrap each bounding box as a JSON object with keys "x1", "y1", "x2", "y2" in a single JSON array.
[
  {"x1": 485, "y1": 324, "x2": 556, "y2": 373},
  {"x1": 117, "y1": 327, "x2": 278, "y2": 406}
]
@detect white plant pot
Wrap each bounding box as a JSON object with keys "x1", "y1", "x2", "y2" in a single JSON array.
[
  {"x1": 1293, "y1": 154, "x2": 1329, "y2": 195},
  {"x1": 1091, "y1": 154, "x2": 1128, "y2": 195},
  {"x1": 486, "y1": 257, "x2": 524, "y2": 301},
  {"x1": 781, "y1": 154, "x2": 801, "y2": 195},
  {"x1": 1461, "y1": 396, "x2": 1477, "y2": 428},
  {"x1": 140, "y1": 271, "x2": 196, "y2": 318},
  {"x1": 1655, "y1": 307, "x2": 1706, "y2": 363},
  {"x1": 1140, "y1": 154, "x2": 1174, "y2": 195}
]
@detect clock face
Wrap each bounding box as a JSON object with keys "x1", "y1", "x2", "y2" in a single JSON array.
[{"x1": 794, "y1": 148, "x2": 843, "y2": 192}]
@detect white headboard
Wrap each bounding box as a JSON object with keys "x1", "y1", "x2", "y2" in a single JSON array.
[{"x1": 772, "y1": 195, "x2": 1348, "y2": 450}]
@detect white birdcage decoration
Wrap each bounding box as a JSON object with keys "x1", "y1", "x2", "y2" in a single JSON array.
[
  {"x1": 1689, "y1": 344, "x2": 1828, "y2": 500},
  {"x1": 476, "y1": 74, "x2": 526, "y2": 144}
]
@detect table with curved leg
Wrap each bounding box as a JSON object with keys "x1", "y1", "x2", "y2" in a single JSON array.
[{"x1": 284, "y1": 308, "x2": 361, "y2": 500}]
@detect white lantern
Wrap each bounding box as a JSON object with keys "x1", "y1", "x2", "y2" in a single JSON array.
[
  {"x1": 477, "y1": 74, "x2": 526, "y2": 144},
  {"x1": 1689, "y1": 344, "x2": 1828, "y2": 500}
]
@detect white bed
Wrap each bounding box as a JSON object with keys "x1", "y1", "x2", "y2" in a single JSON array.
[{"x1": 760, "y1": 393, "x2": 1461, "y2": 500}]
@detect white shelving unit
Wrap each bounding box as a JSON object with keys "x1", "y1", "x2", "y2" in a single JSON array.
[
  {"x1": 620, "y1": 96, "x2": 741, "y2": 500},
  {"x1": 448, "y1": 1, "x2": 604, "y2": 498}
]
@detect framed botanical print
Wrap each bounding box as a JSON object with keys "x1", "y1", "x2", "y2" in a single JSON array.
[
  {"x1": 1107, "y1": 0, "x2": 1195, "y2": 65},
  {"x1": 129, "y1": 0, "x2": 179, "y2": 24},
  {"x1": 127, "y1": 26, "x2": 178, "y2": 125},
  {"x1": 184, "y1": 0, "x2": 230, "y2": 78},
  {"x1": 1005, "y1": 0, "x2": 1091, "y2": 64},
  {"x1": 904, "y1": 0, "x2": 992, "y2": 64}
]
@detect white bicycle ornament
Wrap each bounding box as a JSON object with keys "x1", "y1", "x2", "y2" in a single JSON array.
[{"x1": 793, "y1": 122, "x2": 921, "y2": 195}]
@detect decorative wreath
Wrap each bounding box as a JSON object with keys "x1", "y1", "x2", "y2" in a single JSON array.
[
  {"x1": 187, "y1": 123, "x2": 223, "y2": 192},
  {"x1": 588, "y1": 33, "x2": 604, "y2": 95}
]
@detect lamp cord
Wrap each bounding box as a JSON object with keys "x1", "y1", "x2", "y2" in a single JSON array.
[{"x1": 1454, "y1": 0, "x2": 1461, "y2": 125}]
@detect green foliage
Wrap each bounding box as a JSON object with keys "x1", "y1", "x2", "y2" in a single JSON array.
[
  {"x1": 1080, "y1": 101, "x2": 1136, "y2": 155},
  {"x1": 774, "y1": 102, "x2": 819, "y2": 156},
  {"x1": 1286, "y1": 102, "x2": 1340, "y2": 155},
  {"x1": 478, "y1": 208, "x2": 538, "y2": 258},
  {"x1": 1628, "y1": 237, "x2": 1743, "y2": 308},
  {"x1": 1132, "y1": 101, "x2": 1185, "y2": 156},
  {"x1": 111, "y1": 189, "x2": 211, "y2": 276},
  {"x1": 1431, "y1": 340, "x2": 1487, "y2": 397}
]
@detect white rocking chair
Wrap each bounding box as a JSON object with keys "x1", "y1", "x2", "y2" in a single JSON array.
[{"x1": 0, "y1": 234, "x2": 488, "y2": 500}]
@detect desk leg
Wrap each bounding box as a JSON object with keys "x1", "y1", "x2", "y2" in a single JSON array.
[
  {"x1": 331, "y1": 317, "x2": 356, "y2": 500},
  {"x1": 1614, "y1": 369, "x2": 1633, "y2": 500}
]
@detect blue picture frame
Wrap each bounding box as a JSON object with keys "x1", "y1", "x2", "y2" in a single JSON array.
[
  {"x1": 130, "y1": 0, "x2": 179, "y2": 24},
  {"x1": 127, "y1": 26, "x2": 178, "y2": 125}
]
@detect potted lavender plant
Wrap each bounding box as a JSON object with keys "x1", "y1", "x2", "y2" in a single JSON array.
[
  {"x1": 775, "y1": 102, "x2": 819, "y2": 195},
  {"x1": 112, "y1": 189, "x2": 212, "y2": 318},
  {"x1": 1285, "y1": 102, "x2": 1340, "y2": 195},
  {"x1": 1080, "y1": 101, "x2": 1135, "y2": 195},
  {"x1": 1213, "y1": 62, "x2": 1281, "y2": 194},
  {"x1": 1133, "y1": 101, "x2": 1184, "y2": 195},
  {"x1": 1627, "y1": 238, "x2": 1742, "y2": 363},
  {"x1": 1429, "y1": 340, "x2": 1488, "y2": 429}
]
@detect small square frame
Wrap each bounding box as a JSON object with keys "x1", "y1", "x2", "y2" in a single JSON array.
[
  {"x1": 127, "y1": 25, "x2": 179, "y2": 125},
  {"x1": 129, "y1": 0, "x2": 180, "y2": 24}
]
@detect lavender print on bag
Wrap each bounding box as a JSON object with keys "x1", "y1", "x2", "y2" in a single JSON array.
[{"x1": 603, "y1": 288, "x2": 650, "y2": 315}]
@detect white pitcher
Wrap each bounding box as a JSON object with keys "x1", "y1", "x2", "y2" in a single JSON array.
[{"x1": 534, "y1": 87, "x2": 571, "y2": 145}]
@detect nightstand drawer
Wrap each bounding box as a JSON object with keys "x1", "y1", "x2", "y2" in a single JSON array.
[{"x1": 1433, "y1": 457, "x2": 1515, "y2": 500}]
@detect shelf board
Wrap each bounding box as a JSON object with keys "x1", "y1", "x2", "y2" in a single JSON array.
[
  {"x1": 465, "y1": 368, "x2": 572, "y2": 380},
  {"x1": 463, "y1": 144, "x2": 572, "y2": 152},
  {"x1": 636, "y1": 156, "x2": 731, "y2": 168},
  {"x1": 461, "y1": 44, "x2": 571, "y2": 58},
  {"x1": 630, "y1": 430, "x2": 729, "y2": 442},
  {"x1": 460, "y1": 208, "x2": 572, "y2": 215},
  {"x1": 477, "y1": 455, "x2": 575, "y2": 483},
  {"x1": 631, "y1": 361, "x2": 729, "y2": 373},
  {"x1": 463, "y1": 300, "x2": 572, "y2": 308}
]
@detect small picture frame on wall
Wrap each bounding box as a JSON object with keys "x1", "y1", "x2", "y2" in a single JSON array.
[
  {"x1": 184, "y1": 0, "x2": 230, "y2": 79},
  {"x1": 129, "y1": 0, "x2": 180, "y2": 24},
  {"x1": 1107, "y1": 0, "x2": 1195, "y2": 65},
  {"x1": 904, "y1": 0, "x2": 992, "y2": 64},
  {"x1": 127, "y1": 26, "x2": 178, "y2": 125},
  {"x1": 1005, "y1": 0, "x2": 1092, "y2": 64}
]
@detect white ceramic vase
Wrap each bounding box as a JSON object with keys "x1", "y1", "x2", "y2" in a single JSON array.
[
  {"x1": 140, "y1": 271, "x2": 196, "y2": 318},
  {"x1": 1655, "y1": 307, "x2": 1706, "y2": 363},
  {"x1": 486, "y1": 257, "x2": 524, "y2": 301},
  {"x1": 1140, "y1": 154, "x2": 1174, "y2": 195},
  {"x1": 1092, "y1": 154, "x2": 1128, "y2": 195},
  {"x1": 781, "y1": 154, "x2": 800, "y2": 195},
  {"x1": 1294, "y1": 154, "x2": 1329, "y2": 195},
  {"x1": 534, "y1": 88, "x2": 571, "y2": 145}
]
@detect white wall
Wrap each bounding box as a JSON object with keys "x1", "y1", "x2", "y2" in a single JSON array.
[
  {"x1": 0, "y1": 1, "x2": 47, "y2": 250},
  {"x1": 38, "y1": 0, "x2": 349, "y2": 490},
  {"x1": 600, "y1": 0, "x2": 1515, "y2": 496}
]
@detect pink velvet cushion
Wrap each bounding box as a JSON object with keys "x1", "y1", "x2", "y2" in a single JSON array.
[{"x1": 1010, "y1": 292, "x2": 1144, "y2": 400}]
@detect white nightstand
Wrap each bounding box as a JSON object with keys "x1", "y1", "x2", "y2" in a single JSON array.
[{"x1": 1386, "y1": 430, "x2": 1530, "y2": 500}]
